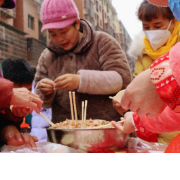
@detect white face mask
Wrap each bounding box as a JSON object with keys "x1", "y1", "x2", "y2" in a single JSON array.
[{"x1": 144, "y1": 20, "x2": 172, "y2": 51}]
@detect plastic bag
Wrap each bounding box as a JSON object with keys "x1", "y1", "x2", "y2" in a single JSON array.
[
  {"x1": 118, "y1": 137, "x2": 168, "y2": 153},
  {"x1": 1, "y1": 142, "x2": 78, "y2": 153}
]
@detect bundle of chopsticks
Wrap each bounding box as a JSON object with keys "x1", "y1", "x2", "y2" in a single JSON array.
[
  {"x1": 69, "y1": 91, "x2": 88, "y2": 124},
  {"x1": 82, "y1": 100, "x2": 88, "y2": 121}
]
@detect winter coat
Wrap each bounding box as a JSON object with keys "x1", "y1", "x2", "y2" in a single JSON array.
[{"x1": 34, "y1": 19, "x2": 131, "y2": 123}]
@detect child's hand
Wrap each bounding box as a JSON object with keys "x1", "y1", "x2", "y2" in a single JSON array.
[
  {"x1": 54, "y1": 74, "x2": 79, "y2": 91},
  {"x1": 112, "y1": 99, "x2": 127, "y2": 114},
  {"x1": 112, "y1": 112, "x2": 135, "y2": 134},
  {"x1": 1, "y1": 125, "x2": 38, "y2": 148},
  {"x1": 11, "y1": 107, "x2": 33, "y2": 117},
  {"x1": 39, "y1": 78, "x2": 55, "y2": 95}
]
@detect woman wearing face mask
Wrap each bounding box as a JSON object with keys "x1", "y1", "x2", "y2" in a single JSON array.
[
  {"x1": 128, "y1": 0, "x2": 180, "y2": 78},
  {"x1": 114, "y1": 0, "x2": 180, "y2": 144},
  {"x1": 112, "y1": 0, "x2": 180, "y2": 149}
]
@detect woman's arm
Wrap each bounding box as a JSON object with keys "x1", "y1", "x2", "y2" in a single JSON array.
[
  {"x1": 133, "y1": 106, "x2": 180, "y2": 133},
  {"x1": 77, "y1": 33, "x2": 131, "y2": 95}
]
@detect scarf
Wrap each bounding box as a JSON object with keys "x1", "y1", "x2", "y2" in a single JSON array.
[{"x1": 144, "y1": 20, "x2": 180, "y2": 60}]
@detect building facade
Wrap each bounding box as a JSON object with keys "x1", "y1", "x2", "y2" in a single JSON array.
[
  {"x1": 114, "y1": 18, "x2": 135, "y2": 78},
  {"x1": 0, "y1": 0, "x2": 46, "y2": 67},
  {"x1": 74, "y1": 0, "x2": 135, "y2": 77},
  {"x1": 0, "y1": 0, "x2": 135, "y2": 76}
]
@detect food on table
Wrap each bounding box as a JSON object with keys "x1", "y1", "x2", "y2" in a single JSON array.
[{"x1": 49, "y1": 119, "x2": 113, "y2": 129}]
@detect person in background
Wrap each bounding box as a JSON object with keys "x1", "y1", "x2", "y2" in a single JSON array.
[
  {"x1": 128, "y1": 0, "x2": 180, "y2": 78},
  {"x1": 0, "y1": 0, "x2": 43, "y2": 115},
  {"x1": 115, "y1": 0, "x2": 180, "y2": 143},
  {"x1": 31, "y1": 67, "x2": 52, "y2": 142},
  {"x1": 0, "y1": 58, "x2": 39, "y2": 148}
]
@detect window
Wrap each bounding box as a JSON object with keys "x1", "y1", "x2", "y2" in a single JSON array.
[
  {"x1": 39, "y1": 20, "x2": 46, "y2": 43},
  {"x1": 84, "y1": 0, "x2": 87, "y2": 8},
  {"x1": 96, "y1": 1, "x2": 98, "y2": 11},
  {"x1": 100, "y1": 20, "x2": 102, "y2": 26},
  {"x1": 28, "y1": 15, "x2": 34, "y2": 30}
]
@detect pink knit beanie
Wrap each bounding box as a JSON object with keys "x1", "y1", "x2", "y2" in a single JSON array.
[{"x1": 40, "y1": 0, "x2": 79, "y2": 32}]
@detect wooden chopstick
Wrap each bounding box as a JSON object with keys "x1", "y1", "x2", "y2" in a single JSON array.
[
  {"x1": 10, "y1": 105, "x2": 55, "y2": 126},
  {"x1": 82, "y1": 101, "x2": 84, "y2": 121},
  {"x1": 40, "y1": 112, "x2": 55, "y2": 126},
  {"x1": 72, "y1": 91, "x2": 78, "y2": 123},
  {"x1": 69, "y1": 91, "x2": 74, "y2": 121},
  {"x1": 84, "y1": 100, "x2": 88, "y2": 121},
  {"x1": 82, "y1": 100, "x2": 88, "y2": 121},
  {"x1": 94, "y1": 120, "x2": 125, "y2": 129},
  {"x1": 109, "y1": 96, "x2": 114, "y2": 100}
]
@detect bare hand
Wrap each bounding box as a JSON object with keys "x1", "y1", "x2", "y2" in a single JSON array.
[
  {"x1": 112, "y1": 99, "x2": 127, "y2": 114},
  {"x1": 54, "y1": 74, "x2": 79, "y2": 91},
  {"x1": 10, "y1": 88, "x2": 43, "y2": 114},
  {"x1": 11, "y1": 107, "x2": 33, "y2": 117},
  {"x1": 112, "y1": 112, "x2": 135, "y2": 134},
  {"x1": 39, "y1": 78, "x2": 55, "y2": 95},
  {"x1": 120, "y1": 69, "x2": 166, "y2": 118},
  {"x1": 2, "y1": 125, "x2": 38, "y2": 148}
]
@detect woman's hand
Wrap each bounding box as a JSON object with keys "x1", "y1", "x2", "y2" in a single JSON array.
[
  {"x1": 11, "y1": 107, "x2": 33, "y2": 117},
  {"x1": 2, "y1": 125, "x2": 38, "y2": 148},
  {"x1": 112, "y1": 99, "x2": 127, "y2": 114},
  {"x1": 10, "y1": 88, "x2": 43, "y2": 114},
  {"x1": 120, "y1": 69, "x2": 166, "y2": 118},
  {"x1": 112, "y1": 112, "x2": 135, "y2": 134},
  {"x1": 54, "y1": 74, "x2": 79, "y2": 91},
  {"x1": 39, "y1": 78, "x2": 55, "y2": 95}
]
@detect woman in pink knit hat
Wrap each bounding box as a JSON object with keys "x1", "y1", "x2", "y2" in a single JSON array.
[{"x1": 34, "y1": 0, "x2": 131, "y2": 123}]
